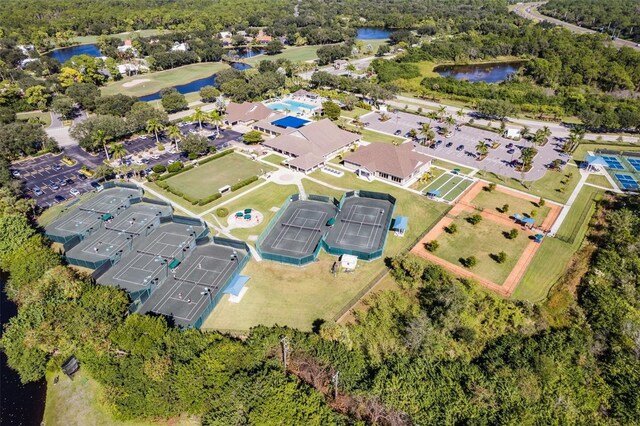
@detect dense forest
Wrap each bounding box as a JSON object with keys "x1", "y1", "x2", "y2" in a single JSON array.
[
  {"x1": 541, "y1": 0, "x2": 640, "y2": 43},
  {"x1": 1, "y1": 177, "x2": 640, "y2": 423}
]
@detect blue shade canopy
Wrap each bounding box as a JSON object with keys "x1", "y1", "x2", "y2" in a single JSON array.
[
  {"x1": 224, "y1": 275, "x2": 250, "y2": 296},
  {"x1": 393, "y1": 216, "x2": 408, "y2": 231},
  {"x1": 522, "y1": 217, "x2": 535, "y2": 225},
  {"x1": 271, "y1": 116, "x2": 310, "y2": 129},
  {"x1": 584, "y1": 155, "x2": 608, "y2": 166}
]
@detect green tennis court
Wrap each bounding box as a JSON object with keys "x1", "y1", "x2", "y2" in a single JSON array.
[{"x1": 423, "y1": 172, "x2": 474, "y2": 203}]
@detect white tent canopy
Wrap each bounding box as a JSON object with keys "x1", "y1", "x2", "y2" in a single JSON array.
[{"x1": 341, "y1": 254, "x2": 358, "y2": 270}]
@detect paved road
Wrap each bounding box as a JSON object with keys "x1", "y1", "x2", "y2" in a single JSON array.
[{"x1": 512, "y1": 2, "x2": 640, "y2": 51}]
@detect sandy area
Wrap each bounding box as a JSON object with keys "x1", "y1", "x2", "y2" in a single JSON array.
[{"x1": 122, "y1": 78, "x2": 151, "y2": 88}]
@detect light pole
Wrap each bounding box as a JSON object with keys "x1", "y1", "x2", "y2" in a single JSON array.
[{"x1": 200, "y1": 287, "x2": 212, "y2": 304}]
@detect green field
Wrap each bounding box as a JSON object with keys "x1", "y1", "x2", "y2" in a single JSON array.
[
  {"x1": 262, "y1": 153, "x2": 287, "y2": 166},
  {"x1": 344, "y1": 125, "x2": 405, "y2": 145},
  {"x1": 423, "y1": 173, "x2": 474, "y2": 202},
  {"x1": 244, "y1": 45, "x2": 320, "y2": 65},
  {"x1": 513, "y1": 186, "x2": 603, "y2": 302},
  {"x1": 434, "y1": 215, "x2": 531, "y2": 285},
  {"x1": 586, "y1": 173, "x2": 614, "y2": 189},
  {"x1": 471, "y1": 188, "x2": 550, "y2": 226},
  {"x1": 101, "y1": 62, "x2": 229, "y2": 97},
  {"x1": 166, "y1": 153, "x2": 274, "y2": 200},
  {"x1": 476, "y1": 164, "x2": 581, "y2": 204},
  {"x1": 431, "y1": 159, "x2": 474, "y2": 175},
  {"x1": 17, "y1": 110, "x2": 52, "y2": 127},
  {"x1": 340, "y1": 107, "x2": 372, "y2": 119}
]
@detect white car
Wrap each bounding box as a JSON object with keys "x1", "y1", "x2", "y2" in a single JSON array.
[
  {"x1": 151, "y1": 155, "x2": 160, "y2": 160},
  {"x1": 168, "y1": 159, "x2": 175, "y2": 165},
  {"x1": 11, "y1": 170, "x2": 20, "y2": 177},
  {"x1": 70, "y1": 188, "x2": 81, "y2": 197}
]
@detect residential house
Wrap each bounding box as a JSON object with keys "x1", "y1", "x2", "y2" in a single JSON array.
[{"x1": 343, "y1": 142, "x2": 433, "y2": 185}]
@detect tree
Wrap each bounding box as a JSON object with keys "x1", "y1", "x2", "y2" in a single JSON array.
[
  {"x1": 376, "y1": 44, "x2": 391, "y2": 57},
  {"x1": 322, "y1": 101, "x2": 341, "y2": 121},
  {"x1": 462, "y1": 256, "x2": 477, "y2": 268},
  {"x1": 65, "y1": 82, "x2": 100, "y2": 111},
  {"x1": 208, "y1": 110, "x2": 223, "y2": 133},
  {"x1": 425, "y1": 241, "x2": 439, "y2": 252},
  {"x1": 501, "y1": 204, "x2": 509, "y2": 213},
  {"x1": 126, "y1": 102, "x2": 168, "y2": 133},
  {"x1": 24, "y1": 85, "x2": 50, "y2": 110},
  {"x1": 243, "y1": 130, "x2": 263, "y2": 145},
  {"x1": 160, "y1": 88, "x2": 188, "y2": 113},
  {"x1": 166, "y1": 125, "x2": 182, "y2": 151},
  {"x1": 475, "y1": 141, "x2": 488, "y2": 156},
  {"x1": 508, "y1": 228, "x2": 518, "y2": 239},
  {"x1": 519, "y1": 147, "x2": 536, "y2": 170},
  {"x1": 93, "y1": 129, "x2": 110, "y2": 161},
  {"x1": 193, "y1": 107, "x2": 207, "y2": 130},
  {"x1": 420, "y1": 123, "x2": 435, "y2": 145},
  {"x1": 110, "y1": 143, "x2": 128, "y2": 162},
  {"x1": 265, "y1": 39, "x2": 284, "y2": 55},
  {"x1": 181, "y1": 133, "x2": 208, "y2": 156},
  {"x1": 467, "y1": 214, "x2": 482, "y2": 225},
  {"x1": 58, "y1": 67, "x2": 83, "y2": 88},
  {"x1": 496, "y1": 251, "x2": 507, "y2": 264},
  {"x1": 50, "y1": 96, "x2": 75, "y2": 120},
  {"x1": 93, "y1": 164, "x2": 114, "y2": 179},
  {"x1": 95, "y1": 94, "x2": 137, "y2": 117},
  {"x1": 199, "y1": 85, "x2": 220, "y2": 102},
  {"x1": 146, "y1": 119, "x2": 164, "y2": 143}
]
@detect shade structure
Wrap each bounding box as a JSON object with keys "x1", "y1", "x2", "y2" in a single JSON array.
[
  {"x1": 327, "y1": 217, "x2": 336, "y2": 226},
  {"x1": 224, "y1": 275, "x2": 250, "y2": 296},
  {"x1": 393, "y1": 216, "x2": 408, "y2": 232},
  {"x1": 584, "y1": 155, "x2": 608, "y2": 167},
  {"x1": 102, "y1": 213, "x2": 113, "y2": 221},
  {"x1": 522, "y1": 217, "x2": 535, "y2": 225},
  {"x1": 427, "y1": 190, "x2": 441, "y2": 196},
  {"x1": 168, "y1": 258, "x2": 181, "y2": 269},
  {"x1": 271, "y1": 116, "x2": 310, "y2": 129}
]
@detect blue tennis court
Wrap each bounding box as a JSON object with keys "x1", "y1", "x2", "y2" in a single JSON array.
[
  {"x1": 625, "y1": 157, "x2": 640, "y2": 172},
  {"x1": 615, "y1": 173, "x2": 639, "y2": 190},
  {"x1": 602, "y1": 156, "x2": 625, "y2": 170}
]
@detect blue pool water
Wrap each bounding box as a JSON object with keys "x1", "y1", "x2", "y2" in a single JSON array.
[
  {"x1": 268, "y1": 100, "x2": 317, "y2": 114},
  {"x1": 138, "y1": 62, "x2": 251, "y2": 101},
  {"x1": 356, "y1": 28, "x2": 392, "y2": 40},
  {"x1": 46, "y1": 44, "x2": 102, "y2": 63}
]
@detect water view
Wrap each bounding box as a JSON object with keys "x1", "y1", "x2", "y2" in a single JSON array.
[
  {"x1": 46, "y1": 43, "x2": 102, "y2": 63},
  {"x1": 434, "y1": 61, "x2": 525, "y2": 83},
  {"x1": 356, "y1": 27, "x2": 392, "y2": 40},
  {"x1": 138, "y1": 62, "x2": 251, "y2": 101}
]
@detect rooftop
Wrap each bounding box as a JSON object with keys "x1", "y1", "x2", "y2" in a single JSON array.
[{"x1": 344, "y1": 142, "x2": 433, "y2": 179}]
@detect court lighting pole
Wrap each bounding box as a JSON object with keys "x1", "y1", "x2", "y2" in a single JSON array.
[
  {"x1": 230, "y1": 250, "x2": 238, "y2": 264},
  {"x1": 200, "y1": 287, "x2": 212, "y2": 304}
]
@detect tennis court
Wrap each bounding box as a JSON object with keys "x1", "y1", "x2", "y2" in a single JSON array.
[
  {"x1": 625, "y1": 157, "x2": 640, "y2": 172},
  {"x1": 601, "y1": 155, "x2": 625, "y2": 170},
  {"x1": 78, "y1": 188, "x2": 138, "y2": 213},
  {"x1": 614, "y1": 173, "x2": 639, "y2": 190},
  {"x1": 423, "y1": 172, "x2": 475, "y2": 203},
  {"x1": 258, "y1": 199, "x2": 338, "y2": 261},
  {"x1": 324, "y1": 195, "x2": 394, "y2": 258},
  {"x1": 47, "y1": 209, "x2": 103, "y2": 238}
]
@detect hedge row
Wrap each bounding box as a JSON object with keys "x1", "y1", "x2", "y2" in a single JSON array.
[
  {"x1": 198, "y1": 148, "x2": 233, "y2": 166},
  {"x1": 197, "y1": 193, "x2": 222, "y2": 206},
  {"x1": 155, "y1": 180, "x2": 199, "y2": 205},
  {"x1": 230, "y1": 175, "x2": 258, "y2": 191},
  {"x1": 157, "y1": 164, "x2": 194, "y2": 181}
]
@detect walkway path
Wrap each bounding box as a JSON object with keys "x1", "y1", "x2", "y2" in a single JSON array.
[{"x1": 549, "y1": 170, "x2": 588, "y2": 235}]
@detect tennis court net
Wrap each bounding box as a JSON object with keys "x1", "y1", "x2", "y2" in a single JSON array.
[
  {"x1": 136, "y1": 249, "x2": 173, "y2": 258},
  {"x1": 281, "y1": 222, "x2": 323, "y2": 232},
  {"x1": 105, "y1": 226, "x2": 141, "y2": 236},
  {"x1": 340, "y1": 218, "x2": 383, "y2": 228},
  {"x1": 79, "y1": 207, "x2": 110, "y2": 214}
]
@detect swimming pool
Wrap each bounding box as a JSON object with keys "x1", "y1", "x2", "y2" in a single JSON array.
[{"x1": 268, "y1": 99, "x2": 317, "y2": 114}]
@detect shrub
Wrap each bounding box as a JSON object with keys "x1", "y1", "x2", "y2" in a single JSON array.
[
  {"x1": 467, "y1": 214, "x2": 482, "y2": 225},
  {"x1": 152, "y1": 164, "x2": 167, "y2": 174},
  {"x1": 508, "y1": 228, "x2": 518, "y2": 239},
  {"x1": 461, "y1": 256, "x2": 477, "y2": 268},
  {"x1": 167, "y1": 161, "x2": 184, "y2": 173},
  {"x1": 188, "y1": 152, "x2": 198, "y2": 160},
  {"x1": 425, "y1": 240, "x2": 439, "y2": 252},
  {"x1": 157, "y1": 144, "x2": 165, "y2": 151},
  {"x1": 230, "y1": 175, "x2": 258, "y2": 191},
  {"x1": 486, "y1": 183, "x2": 496, "y2": 192},
  {"x1": 216, "y1": 207, "x2": 229, "y2": 218},
  {"x1": 530, "y1": 209, "x2": 537, "y2": 218},
  {"x1": 355, "y1": 101, "x2": 372, "y2": 111},
  {"x1": 501, "y1": 203, "x2": 509, "y2": 213},
  {"x1": 445, "y1": 223, "x2": 458, "y2": 234},
  {"x1": 538, "y1": 198, "x2": 545, "y2": 207},
  {"x1": 496, "y1": 251, "x2": 507, "y2": 264},
  {"x1": 197, "y1": 193, "x2": 221, "y2": 206},
  {"x1": 243, "y1": 130, "x2": 264, "y2": 144}
]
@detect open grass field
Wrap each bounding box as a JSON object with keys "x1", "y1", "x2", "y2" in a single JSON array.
[
  {"x1": 513, "y1": 186, "x2": 603, "y2": 302},
  {"x1": 423, "y1": 173, "x2": 474, "y2": 202},
  {"x1": 43, "y1": 371, "x2": 197, "y2": 426},
  {"x1": 344, "y1": 125, "x2": 405, "y2": 145},
  {"x1": 166, "y1": 153, "x2": 274, "y2": 200},
  {"x1": 101, "y1": 62, "x2": 229, "y2": 97},
  {"x1": 341, "y1": 107, "x2": 372, "y2": 119},
  {"x1": 586, "y1": 173, "x2": 614, "y2": 189},
  {"x1": 244, "y1": 45, "x2": 320, "y2": 65},
  {"x1": 476, "y1": 164, "x2": 581, "y2": 204},
  {"x1": 17, "y1": 110, "x2": 52, "y2": 127},
  {"x1": 434, "y1": 215, "x2": 531, "y2": 285},
  {"x1": 261, "y1": 153, "x2": 287, "y2": 166},
  {"x1": 431, "y1": 158, "x2": 474, "y2": 175},
  {"x1": 471, "y1": 187, "x2": 550, "y2": 226},
  {"x1": 302, "y1": 178, "x2": 344, "y2": 200}
]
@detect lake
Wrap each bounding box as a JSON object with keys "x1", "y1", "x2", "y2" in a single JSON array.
[
  {"x1": 356, "y1": 27, "x2": 392, "y2": 40},
  {"x1": 46, "y1": 44, "x2": 102, "y2": 63},
  {"x1": 434, "y1": 61, "x2": 525, "y2": 83},
  {"x1": 0, "y1": 276, "x2": 47, "y2": 425},
  {"x1": 138, "y1": 62, "x2": 252, "y2": 101}
]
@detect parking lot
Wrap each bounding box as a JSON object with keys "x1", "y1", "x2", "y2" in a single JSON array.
[
  {"x1": 361, "y1": 111, "x2": 568, "y2": 180},
  {"x1": 12, "y1": 121, "x2": 243, "y2": 209}
]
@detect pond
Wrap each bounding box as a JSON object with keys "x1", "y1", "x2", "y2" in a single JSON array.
[
  {"x1": 356, "y1": 27, "x2": 392, "y2": 40},
  {"x1": 138, "y1": 62, "x2": 252, "y2": 102},
  {"x1": 434, "y1": 61, "x2": 526, "y2": 83},
  {"x1": 0, "y1": 276, "x2": 47, "y2": 425},
  {"x1": 46, "y1": 43, "x2": 102, "y2": 63}
]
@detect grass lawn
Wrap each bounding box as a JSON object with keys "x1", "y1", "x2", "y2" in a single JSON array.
[
  {"x1": 513, "y1": 186, "x2": 603, "y2": 302},
  {"x1": 166, "y1": 153, "x2": 274, "y2": 200},
  {"x1": 586, "y1": 174, "x2": 614, "y2": 189},
  {"x1": 422, "y1": 173, "x2": 474, "y2": 202},
  {"x1": 244, "y1": 45, "x2": 320, "y2": 65},
  {"x1": 409, "y1": 168, "x2": 445, "y2": 191},
  {"x1": 205, "y1": 173, "x2": 449, "y2": 331},
  {"x1": 302, "y1": 178, "x2": 344, "y2": 200},
  {"x1": 344, "y1": 125, "x2": 405, "y2": 144},
  {"x1": 101, "y1": 62, "x2": 229, "y2": 97},
  {"x1": 43, "y1": 370, "x2": 197, "y2": 426},
  {"x1": 434, "y1": 215, "x2": 531, "y2": 285},
  {"x1": 431, "y1": 158, "x2": 474, "y2": 175},
  {"x1": 476, "y1": 164, "x2": 581, "y2": 204},
  {"x1": 17, "y1": 111, "x2": 51, "y2": 127},
  {"x1": 262, "y1": 153, "x2": 287, "y2": 166},
  {"x1": 341, "y1": 107, "x2": 371, "y2": 119},
  {"x1": 471, "y1": 188, "x2": 550, "y2": 226},
  {"x1": 217, "y1": 182, "x2": 299, "y2": 243}
]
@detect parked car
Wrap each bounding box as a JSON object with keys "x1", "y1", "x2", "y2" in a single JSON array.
[
  {"x1": 168, "y1": 159, "x2": 175, "y2": 165},
  {"x1": 77, "y1": 173, "x2": 87, "y2": 180},
  {"x1": 445, "y1": 142, "x2": 453, "y2": 148},
  {"x1": 456, "y1": 144, "x2": 465, "y2": 151},
  {"x1": 90, "y1": 181, "x2": 104, "y2": 192},
  {"x1": 11, "y1": 170, "x2": 20, "y2": 177},
  {"x1": 48, "y1": 181, "x2": 59, "y2": 190},
  {"x1": 32, "y1": 187, "x2": 43, "y2": 196},
  {"x1": 59, "y1": 179, "x2": 67, "y2": 186},
  {"x1": 394, "y1": 129, "x2": 402, "y2": 135},
  {"x1": 506, "y1": 143, "x2": 514, "y2": 149},
  {"x1": 507, "y1": 149, "x2": 515, "y2": 154},
  {"x1": 69, "y1": 188, "x2": 81, "y2": 197},
  {"x1": 52, "y1": 165, "x2": 61, "y2": 171},
  {"x1": 54, "y1": 195, "x2": 66, "y2": 203},
  {"x1": 66, "y1": 178, "x2": 74, "y2": 185}
]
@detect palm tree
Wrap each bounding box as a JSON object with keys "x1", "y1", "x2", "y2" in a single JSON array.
[
  {"x1": 456, "y1": 109, "x2": 465, "y2": 121},
  {"x1": 110, "y1": 143, "x2": 128, "y2": 162},
  {"x1": 146, "y1": 118, "x2": 164, "y2": 143},
  {"x1": 166, "y1": 125, "x2": 182, "y2": 151},
  {"x1": 475, "y1": 140, "x2": 488, "y2": 156},
  {"x1": 93, "y1": 129, "x2": 110, "y2": 161},
  {"x1": 444, "y1": 115, "x2": 456, "y2": 127},
  {"x1": 193, "y1": 107, "x2": 207, "y2": 130},
  {"x1": 437, "y1": 105, "x2": 447, "y2": 119},
  {"x1": 420, "y1": 123, "x2": 435, "y2": 145},
  {"x1": 520, "y1": 125, "x2": 530, "y2": 140},
  {"x1": 520, "y1": 147, "x2": 536, "y2": 170},
  {"x1": 425, "y1": 111, "x2": 439, "y2": 125},
  {"x1": 208, "y1": 110, "x2": 223, "y2": 133}
]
